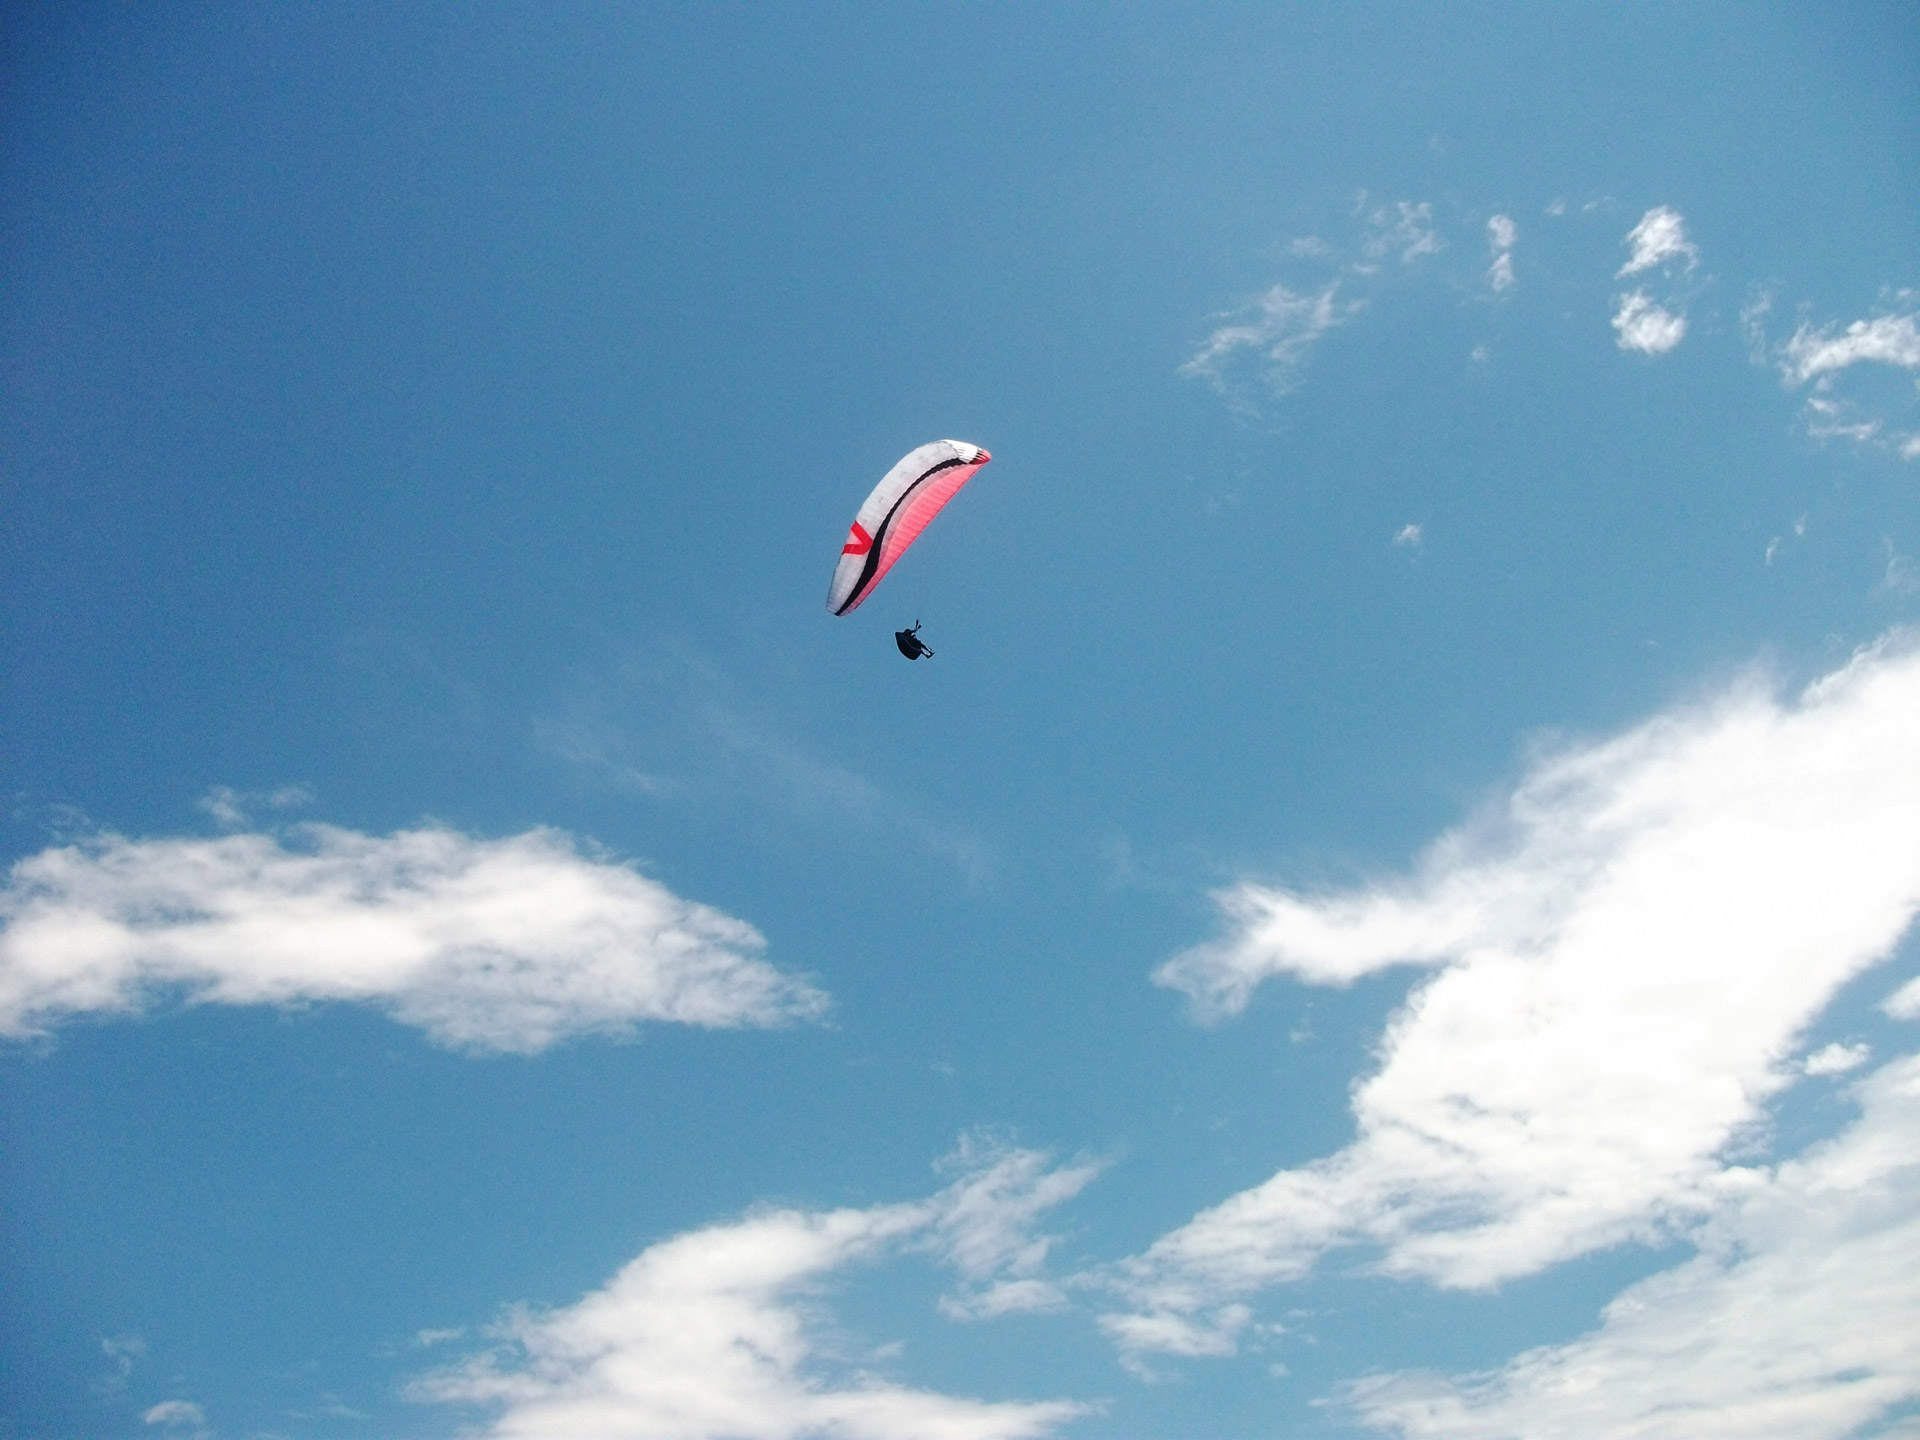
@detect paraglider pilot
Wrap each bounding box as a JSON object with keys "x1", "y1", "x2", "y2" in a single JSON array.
[{"x1": 895, "y1": 623, "x2": 933, "y2": 660}]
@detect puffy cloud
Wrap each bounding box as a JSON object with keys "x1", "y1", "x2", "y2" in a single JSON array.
[
  {"x1": 1485, "y1": 216, "x2": 1516, "y2": 293},
  {"x1": 1780, "y1": 313, "x2": 1920, "y2": 386},
  {"x1": 0, "y1": 822, "x2": 825, "y2": 1053},
  {"x1": 412, "y1": 1143, "x2": 1094, "y2": 1440},
  {"x1": 1343, "y1": 1054, "x2": 1920, "y2": 1440},
  {"x1": 1616, "y1": 206, "x2": 1697, "y2": 277},
  {"x1": 1610, "y1": 208, "x2": 1695, "y2": 355},
  {"x1": 1612, "y1": 291, "x2": 1687, "y2": 354},
  {"x1": 1110, "y1": 632, "x2": 1920, "y2": 1355},
  {"x1": 1180, "y1": 282, "x2": 1355, "y2": 399}
]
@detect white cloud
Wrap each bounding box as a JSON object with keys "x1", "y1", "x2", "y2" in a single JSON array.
[
  {"x1": 1098, "y1": 1304, "x2": 1252, "y2": 1382},
  {"x1": 1393, "y1": 525, "x2": 1423, "y2": 548},
  {"x1": 1781, "y1": 314, "x2": 1920, "y2": 386},
  {"x1": 412, "y1": 1143, "x2": 1094, "y2": 1440},
  {"x1": 196, "y1": 783, "x2": 313, "y2": 830},
  {"x1": 1887, "y1": 976, "x2": 1920, "y2": 1020},
  {"x1": 143, "y1": 1400, "x2": 209, "y2": 1439},
  {"x1": 1804, "y1": 1041, "x2": 1871, "y2": 1076},
  {"x1": 1881, "y1": 540, "x2": 1920, "y2": 596},
  {"x1": 1108, "y1": 632, "x2": 1920, "y2": 1356},
  {"x1": 100, "y1": 1333, "x2": 145, "y2": 1394},
  {"x1": 929, "y1": 1133, "x2": 1107, "y2": 1320},
  {"x1": 1343, "y1": 1054, "x2": 1920, "y2": 1440},
  {"x1": 1610, "y1": 208, "x2": 1695, "y2": 355},
  {"x1": 1362, "y1": 201, "x2": 1443, "y2": 265},
  {"x1": 1612, "y1": 291, "x2": 1687, "y2": 355},
  {"x1": 1485, "y1": 216, "x2": 1515, "y2": 293},
  {"x1": 1766, "y1": 308, "x2": 1920, "y2": 457},
  {"x1": 0, "y1": 822, "x2": 826, "y2": 1053},
  {"x1": 1180, "y1": 282, "x2": 1356, "y2": 398},
  {"x1": 1617, "y1": 206, "x2": 1697, "y2": 277}
]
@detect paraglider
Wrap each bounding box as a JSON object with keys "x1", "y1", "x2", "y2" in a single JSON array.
[
  {"x1": 894, "y1": 623, "x2": 933, "y2": 660},
  {"x1": 826, "y1": 441, "x2": 992, "y2": 628}
]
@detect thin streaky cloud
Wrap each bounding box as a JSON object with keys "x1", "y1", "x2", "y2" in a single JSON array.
[
  {"x1": 1779, "y1": 313, "x2": 1920, "y2": 385},
  {"x1": 1105, "y1": 631, "x2": 1920, "y2": 1360},
  {"x1": 1764, "y1": 307, "x2": 1920, "y2": 459},
  {"x1": 0, "y1": 821, "x2": 825, "y2": 1053},
  {"x1": 1486, "y1": 215, "x2": 1516, "y2": 293},
  {"x1": 197, "y1": 784, "x2": 315, "y2": 830},
  {"x1": 142, "y1": 1401, "x2": 210, "y2": 1440},
  {"x1": 540, "y1": 647, "x2": 994, "y2": 883},
  {"x1": 1180, "y1": 282, "x2": 1356, "y2": 399},
  {"x1": 929, "y1": 1132, "x2": 1108, "y2": 1321}
]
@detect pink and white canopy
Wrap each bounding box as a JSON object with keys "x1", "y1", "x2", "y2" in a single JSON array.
[{"x1": 826, "y1": 440, "x2": 992, "y2": 615}]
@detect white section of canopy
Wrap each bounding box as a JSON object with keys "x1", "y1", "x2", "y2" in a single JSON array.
[{"x1": 826, "y1": 440, "x2": 990, "y2": 615}]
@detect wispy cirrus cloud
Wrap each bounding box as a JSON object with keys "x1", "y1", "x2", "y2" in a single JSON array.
[
  {"x1": 1179, "y1": 281, "x2": 1357, "y2": 404},
  {"x1": 1103, "y1": 631, "x2": 1920, "y2": 1383},
  {"x1": 1759, "y1": 304, "x2": 1920, "y2": 457},
  {"x1": 1780, "y1": 312, "x2": 1920, "y2": 385},
  {"x1": 1361, "y1": 200, "x2": 1443, "y2": 266},
  {"x1": 1182, "y1": 194, "x2": 1456, "y2": 413},
  {"x1": 0, "y1": 820, "x2": 825, "y2": 1052},
  {"x1": 539, "y1": 645, "x2": 994, "y2": 884},
  {"x1": 412, "y1": 1140, "x2": 1097, "y2": 1440},
  {"x1": 141, "y1": 1401, "x2": 209, "y2": 1440},
  {"x1": 1485, "y1": 215, "x2": 1516, "y2": 293},
  {"x1": 196, "y1": 783, "x2": 314, "y2": 830},
  {"x1": 1343, "y1": 1054, "x2": 1920, "y2": 1440},
  {"x1": 930, "y1": 1134, "x2": 1108, "y2": 1321}
]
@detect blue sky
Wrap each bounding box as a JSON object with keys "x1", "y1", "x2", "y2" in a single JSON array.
[{"x1": 5, "y1": 5, "x2": 1920, "y2": 1437}]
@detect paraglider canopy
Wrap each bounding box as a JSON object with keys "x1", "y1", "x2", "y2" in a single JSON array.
[
  {"x1": 827, "y1": 440, "x2": 991, "y2": 616},
  {"x1": 894, "y1": 624, "x2": 932, "y2": 660}
]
